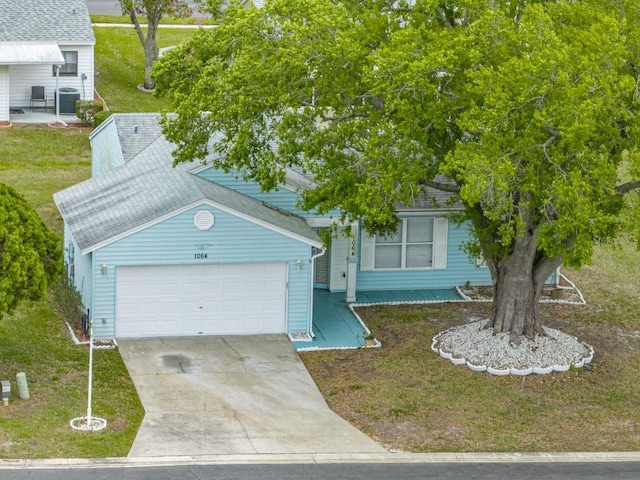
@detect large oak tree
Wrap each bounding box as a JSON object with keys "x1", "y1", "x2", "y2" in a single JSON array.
[
  {"x1": 0, "y1": 184, "x2": 62, "y2": 317},
  {"x1": 154, "y1": 0, "x2": 640, "y2": 340}
]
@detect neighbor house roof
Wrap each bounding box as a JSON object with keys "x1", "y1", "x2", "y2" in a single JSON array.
[
  {"x1": 55, "y1": 115, "x2": 322, "y2": 254},
  {"x1": 0, "y1": 42, "x2": 65, "y2": 65},
  {"x1": 0, "y1": 0, "x2": 95, "y2": 45}
]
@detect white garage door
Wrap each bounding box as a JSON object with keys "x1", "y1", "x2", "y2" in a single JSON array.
[{"x1": 115, "y1": 263, "x2": 287, "y2": 338}]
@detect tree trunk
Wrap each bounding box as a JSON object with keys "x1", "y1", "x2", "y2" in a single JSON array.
[
  {"x1": 128, "y1": 7, "x2": 159, "y2": 90},
  {"x1": 489, "y1": 254, "x2": 544, "y2": 340},
  {"x1": 143, "y1": 31, "x2": 159, "y2": 90},
  {"x1": 486, "y1": 234, "x2": 562, "y2": 341}
]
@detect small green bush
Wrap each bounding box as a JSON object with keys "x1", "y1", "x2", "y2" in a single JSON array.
[
  {"x1": 92, "y1": 110, "x2": 115, "y2": 128},
  {"x1": 76, "y1": 101, "x2": 104, "y2": 125}
]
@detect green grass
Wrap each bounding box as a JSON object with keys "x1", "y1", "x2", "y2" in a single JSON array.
[
  {"x1": 94, "y1": 26, "x2": 200, "y2": 112},
  {"x1": 0, "y1": 125, "x2": 91, "y2": 233},
  {"x1": 0, "y1": 299, "x2": 143, "y2": 458},
  {"x1": 301, "y1": 245, "x2": 640, "y2": 452}
]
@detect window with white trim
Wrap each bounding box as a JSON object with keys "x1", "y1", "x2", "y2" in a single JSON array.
[
  {"x1": 360, "y1": 217, "x2": 448, "y2": 271},
  {"x1": 54, "y1": 51, "x2": 78, "y2": 76}
]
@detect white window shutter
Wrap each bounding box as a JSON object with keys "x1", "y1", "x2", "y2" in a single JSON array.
[
  {"x1": 433, "y1": 218, "x2": 448, "y2": 269},
  {"x1": 360, "y1": 229, "x2": 375, "y2": 271}
]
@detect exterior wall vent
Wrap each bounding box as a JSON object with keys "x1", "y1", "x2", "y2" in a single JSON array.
[{"x1": 194, "y1": 210, "x2": 214, "y2": 231}]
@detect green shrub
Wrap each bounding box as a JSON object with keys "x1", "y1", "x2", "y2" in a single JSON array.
[
  {"x1": 92, "y1": 110, "x2": 115, "y2": 128},
  {"x1": 49, "y1": 275, "x2": 84, "y2": 332},
  {"x1": 75, "y1": 101, "x2": 104, "y2": 125}
]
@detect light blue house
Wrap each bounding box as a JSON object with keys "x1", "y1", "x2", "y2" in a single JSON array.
[{"x1": 54, "y1": 113, "x2": 492, "y2": 340}]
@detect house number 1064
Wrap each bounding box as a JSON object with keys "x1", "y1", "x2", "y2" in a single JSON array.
[{"x1": 194, "y1": 253, "x2": 208, "y2": 259}]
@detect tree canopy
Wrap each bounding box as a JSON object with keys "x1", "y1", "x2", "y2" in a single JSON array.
[
  {"x1": 0, "y1": 184, "x2": 62, "y2": 317},
  {"x1": 154, "y1": 0, "x2": 640, "y2": 338}
]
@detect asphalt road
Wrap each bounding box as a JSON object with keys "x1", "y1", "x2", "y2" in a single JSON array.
[{"x1": 4, "y1": 462, "x2": 640, "y2": 480}]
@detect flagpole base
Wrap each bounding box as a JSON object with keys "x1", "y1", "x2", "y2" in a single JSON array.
[{"x1": 70, "y1": 416, "x2": 107, "y2": 431}]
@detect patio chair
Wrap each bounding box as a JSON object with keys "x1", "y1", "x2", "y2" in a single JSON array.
[{"x1": 30, "y1": 86, "x2": 47, "y2": 111}]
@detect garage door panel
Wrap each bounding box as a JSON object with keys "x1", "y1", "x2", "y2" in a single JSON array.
[{"x1": 116, "y1": 263, "x2": 287, "y2": 338}]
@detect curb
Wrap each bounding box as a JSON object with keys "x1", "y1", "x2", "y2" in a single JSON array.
[{"x1": 2, "y1": 452, "x2": 640, "y2": 469}]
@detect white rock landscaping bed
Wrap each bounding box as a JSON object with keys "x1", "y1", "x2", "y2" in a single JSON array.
[{"x1": 432, "y1": 320, "x2": 594, "y2": 376}]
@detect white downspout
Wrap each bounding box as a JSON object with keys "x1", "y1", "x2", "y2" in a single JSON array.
[
  {"x1": 308, "y1": 248, "x2": 326, "y2": 337},
  {"x1": 54, "y1": 65, "x2": 61, "y2": 124}
]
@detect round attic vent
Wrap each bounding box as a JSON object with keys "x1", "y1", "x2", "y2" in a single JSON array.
[{"x1": 194, "y1": 210, "x2": 214, "y2": 231}]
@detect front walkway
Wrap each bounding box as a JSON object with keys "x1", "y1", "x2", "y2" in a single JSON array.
[{"x1": 293, "y1": 288, "x2": 461, "y2": 351}]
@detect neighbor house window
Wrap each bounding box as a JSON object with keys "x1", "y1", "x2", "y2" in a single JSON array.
[
  {"x1": 360, "y1": 217, "x2": 448, "y2": 271},
  {"x1": 54, "y1": 51, "x2": 78, "y2": 76}
]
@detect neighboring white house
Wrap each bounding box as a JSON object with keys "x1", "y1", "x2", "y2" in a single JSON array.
[{"x1": 0, "y1": 0, "x2": 95, "y2": 122}]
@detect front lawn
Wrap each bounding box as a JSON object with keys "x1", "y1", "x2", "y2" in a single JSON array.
[
  {"x1": 0, "y1": 300, "x2": 144, "y2": 458},
  {"x1": 300, "y1": 243, "x2": 640, "y2": 452}
]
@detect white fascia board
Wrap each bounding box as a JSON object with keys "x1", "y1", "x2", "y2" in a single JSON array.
[
  {"x1": 89, "y1": 113, "x2": 116, "y2": 141},
  {"x1": 82, "y1": 199, "x2": 322, "y2": 255}
]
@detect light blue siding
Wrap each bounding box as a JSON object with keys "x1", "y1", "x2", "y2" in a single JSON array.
[
  {"x1": 90, "y1": 118, "x2": 125, "y2": 177},
  {"x1": 63, "y1": 222, "x2": 93, "y2": 314},
  {"x1": 195, "y1": 167, "x2": 340, "y2": 219},
  {"x1": 355, "y1": 220, "x2": 492, "y2": 291},
  {"x1": 90, "y1": 205, "x2": 313, "y2": 339}
]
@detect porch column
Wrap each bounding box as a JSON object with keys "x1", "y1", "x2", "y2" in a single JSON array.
[{"x1": 345, "y1": 226, "x2": 358, "y2": 302}]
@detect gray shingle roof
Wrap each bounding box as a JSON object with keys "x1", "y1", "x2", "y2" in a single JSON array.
[
  {"x1": 0, "y1": 0, "x2": 95, "y2": 44},
  {"x1": 112, "y1": 113, "x2": 167, "y2": 162},
  {"x1": 55, "y1": 114, "x2": 322, "y2": 253}
]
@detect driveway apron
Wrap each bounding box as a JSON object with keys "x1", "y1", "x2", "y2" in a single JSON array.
[{"x1": 119, "y1": 336, "x2": 386, "y2": 456}]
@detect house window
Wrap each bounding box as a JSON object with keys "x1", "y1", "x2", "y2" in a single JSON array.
[
  {"x1": 54, "y1": 51, "x2": 78, "y2": 76},
  {"x1": 374, "y1": 218, "x2": 434, "y2": 269},
  {"x1": 360, "y1": 217, "x2": 448, "y2": 271}
]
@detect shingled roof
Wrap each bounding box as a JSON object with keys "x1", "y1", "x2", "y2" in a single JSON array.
[
  {"x1": 0, "y1": 0, "x2": 94, "y2": 44},
  {"x1": 55, "y1": 115, "x2": 322, "y2": 253}
]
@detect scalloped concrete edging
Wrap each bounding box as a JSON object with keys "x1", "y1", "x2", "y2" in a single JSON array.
[{"x1": 432, "y1": 325, "x2": 595, "y2": 376}]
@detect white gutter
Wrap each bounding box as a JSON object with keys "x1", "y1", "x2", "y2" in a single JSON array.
[{"x1": 308, "y1": 248, "x2": 326, "y2": 337}]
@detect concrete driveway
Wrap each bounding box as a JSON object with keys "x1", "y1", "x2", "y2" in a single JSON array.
[{"x1": 119, "y1": 336, "x2": 386, "y2": 457}]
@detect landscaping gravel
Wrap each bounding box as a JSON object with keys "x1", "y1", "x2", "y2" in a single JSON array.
[{"x1": 432, "y1": 320, "x2": 594, "y2": 375}]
